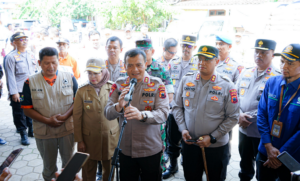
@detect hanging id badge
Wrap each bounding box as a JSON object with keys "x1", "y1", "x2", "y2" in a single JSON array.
[{"x1": 271, "y1": 120, "x2": 283, "y2": 138}]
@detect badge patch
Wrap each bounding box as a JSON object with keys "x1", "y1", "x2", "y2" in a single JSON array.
[
  {"x1": 144, "y1": 88, "x2": 156, "y2": 92},
  {"x1": 244, "y1": 74, "x2": 251, "y2": 77},
  {"x1": 190, "y1": 68, "x2": 198, "y2": 71},
  {"x1": 237, "y1": 66, "x2": 244, "y2": 74},
  {"x1": 212, "y1": 86, "x2": 222, "y2": 91},
  {"x1": 120, "y1": 70, "x2": 126, "y2": 73},
  {"x1": 240, "y1": 89, "x2": 245, "y2": 96},
  {"x1": 159, "y1": 84, "x2": 166, "y2": 99},
  {"x1": 224, "y1": 57, "x2": 230, "y2": 64},
  {"x1": 227, "y1": 63, "x2": 233, "y2": 67},
  {"x1": 126, "y1": 77, "x2": 130, "y2": 84},
  {"x1": 265, "y1": 77, "x2": 270, "y2": 80},
  {"x1": 225, "y1": 67, "x2": 232, "y2": 71},
  {"x1": 186, "y1": 91, "x2": 190, "y2": 97},
  {"x1": 63, "y1": 79, "x2": 69, "y2": 84},
  {"x1": 196, "y1": 73, "x2": 200, "y2": 80},
  {"x1": 185, "y1": 99, "x2": 190, "y2": 107},
  {"x1": 86, "y1": 105, "x2": 90, "y2": 109},
  {"x1": 119, "y1": 87, "x2": 125, "y2": 91},
  {"x1": 186, "y1": 82, "x2": 195, "y2": 87},
  {"x1": 145, "y1": 106, "x2": 152, "y2": 111},
  {"x1": 168, "y1": 64, "x2": 171, "y2": 70},
  {"x1": 210, "y1": 75, "x2": 216, "y2": 82},
  {"x1": 241, "y1": 82, "x2": 247, "y2": 87},
  {"x1": 121, "y1": 83, "x2": 129, "y2": 87},
  {"x1": 229, "y1": 89, "x2": 238, "y2": 104},
  {"x1": 109, "y1": 83, "x2": 117, "y2": 97},
  {"x1": 211, "y1": 96, "x2": 218, "y2": 101},
  {"x1": 266, "y1": 67, "x2": 272, "y2": 74},
  {"x1": 143, "y1": 100, "x2": 153, "y2": 104},
  {"x1": 269, "y1": 72, "x2": 276, "y2": 76},
  {"x1": 144, "y1": 77, "x2": 149, "y2": 83},
  {"x1": 148, "y1": 82, "x2": 155, "y2": 87}
]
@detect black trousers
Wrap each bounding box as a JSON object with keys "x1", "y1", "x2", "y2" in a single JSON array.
[
  {"x1": 10, "y1": 94, "x2": 32, "y2": 132},
  {"x1": 256, "y1": 152, "x2": 291, "y2": 181},
  {"x1": 182, "y1": 142, "x2": 229, "y2": 181},
  {"x1": 166, "y1": 114, "x2": 182, "y2": 158},
  {"x1": 238, "y1": 132, "x2": 260, "y2": 181},
  {"x1": 119, "y1": 151, "x2": 162, "y2": 181}
]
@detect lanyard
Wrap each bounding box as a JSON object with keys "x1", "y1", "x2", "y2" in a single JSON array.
[{"x1": 278, "y1": 84, "x2": 300, "y2": 120}]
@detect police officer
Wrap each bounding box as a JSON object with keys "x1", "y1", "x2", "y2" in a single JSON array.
[
  {"x1": 4, "y1": 32, "x2": 37, "y2": 145},
  {"x1": 104, "y1": 48, "x2": 169, "y2": 181},
  {"x1": 215, "y1": 35, "x2": 244, "y2": 83},
  {"x1": 136, "y1": 39, "x2": 174, "y2": 102},
  {"x1": 163, "y1": 35, "x2": 198, "y2": 179},
  {"x1": 172, "y1": 45, "x2": 239, "y2": 180},
  {"x1": 105, "y1": 36, "x2": 126, "y2": 82},
  {"x1": 256, "y1": 44, "x2": 300, "y2": 181},
  {"x1": 237, "y1": 39, "x2": 281, "y2": 181},
  {"x1": 156, "y1": 38, "x2": 179, "y2": 71}
]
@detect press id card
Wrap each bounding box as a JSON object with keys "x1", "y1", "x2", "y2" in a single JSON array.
[{"x1": 271, "y1": 120, "x2": 283, "y2": 138}]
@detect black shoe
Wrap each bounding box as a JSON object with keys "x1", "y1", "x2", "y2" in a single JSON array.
[
  {"x1": 163, "y1": 152, "x2": 169, "y2": 163},
  {"x1": 20, "y1": 130, "x2": 30, "y2": 145},
  {"x1": 28, "y1": 127, "x2": 34, "y2": 137},
  {"x1": 162, "y1": 158, "x2": 178, "y2": 179}
]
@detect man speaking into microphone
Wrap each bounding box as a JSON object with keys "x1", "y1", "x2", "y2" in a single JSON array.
[{"x1": 104, "y1": 48, "x2": 169, "y2": 181}]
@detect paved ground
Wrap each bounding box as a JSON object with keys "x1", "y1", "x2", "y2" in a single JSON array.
[{"x1": 0, "y1": 99, "x2": 257, "y2": 181}]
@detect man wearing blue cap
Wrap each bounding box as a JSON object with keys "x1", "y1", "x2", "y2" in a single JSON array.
[
  {"x1": 215, "y1": 35, "x2": 244, "y2": 84},
  {"x1": 237, "y1": 39, "x2": 281, "y2": 181},
  {"x1": 256, "y1": 44, "x2": 300, "y2": 181}
]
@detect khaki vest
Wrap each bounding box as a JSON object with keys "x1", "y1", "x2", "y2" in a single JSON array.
[{"x1": 29, "y1": 71, "x2": 74, "y2": 139}]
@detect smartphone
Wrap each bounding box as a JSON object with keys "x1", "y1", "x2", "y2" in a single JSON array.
[
  {"x1": 56, "y1": 152, "x2": 89, "y2": 181},
  {"x1": 277, "y1": 151, "x2": 300, "y2": 172},
  {"x1": 186, "y1": 139, "x2": 196, "y2": 143},
  {"x1": 0, "y1": 148, "x2": 23, "y2": 174}
]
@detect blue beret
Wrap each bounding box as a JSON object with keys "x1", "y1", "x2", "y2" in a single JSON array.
[{"x1": 216, "y1": 35, "x2": 232, "y2": 45}]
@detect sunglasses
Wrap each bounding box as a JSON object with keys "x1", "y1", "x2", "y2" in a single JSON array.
[
  {"x1": 166, "y1": 49, "x2": 177, "y2": 55},
  {"x1": 182, "y1": 44, "x2": 193, "y2": 49},
  {"x1": 17, "y1": 38, "x2": 28, "y2": 42}
]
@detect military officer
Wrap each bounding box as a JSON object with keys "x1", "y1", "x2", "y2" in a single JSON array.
[
  {"x1": 172, "y1": 45, "x2": 239, "y2": 180},
  {"x1": 163, "y1": 35, "x2": 198, "y2": 179},
  {"x1": 105, "y1": 36, "x2": 126, "y2": 82},
  {"x1": 256, "y1": 44, "x2": 300, "y2": 181},
  {"x1": 237, "y1": 39, "x2": 281, "y2": 181},
  {"x1": 104, "y1": 48, "x2": 169, "y2": 181},
  {"x1": 156, "y1": 38, "x2": 178, "y2": 70},
  {"x1": 215, "y1": 35, "x2": 244, "y2": 83}
]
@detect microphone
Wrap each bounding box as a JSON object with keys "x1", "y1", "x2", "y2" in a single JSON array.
[{"x1": 124, "y1": 78, "x2": 137, "y2": 102}]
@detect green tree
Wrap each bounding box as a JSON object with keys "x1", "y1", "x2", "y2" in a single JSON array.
[{"x1": 99, "y1": 0, "x2": 176, "y2": 31}]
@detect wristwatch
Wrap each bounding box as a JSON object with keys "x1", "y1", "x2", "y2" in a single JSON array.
[
  {"x1": 209, "y1": 134, "x2": 217, "y2": 144},
  {"x1": 140, "y1": 112, "x2": 147, "y2": 122}
]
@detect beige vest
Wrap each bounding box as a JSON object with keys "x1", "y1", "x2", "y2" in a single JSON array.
[{"x1": 29, "y1": 71, "x2": 74, "y2": 139}]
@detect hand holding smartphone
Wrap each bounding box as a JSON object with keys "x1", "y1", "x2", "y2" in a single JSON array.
[{"x1": 0, "y1": 148, "x2": 23, "y2": 174}]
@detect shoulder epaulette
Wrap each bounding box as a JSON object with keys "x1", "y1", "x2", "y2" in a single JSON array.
[
  {"x1": 221, "y1": 75, "x2": 231, "y2": 82},
  {"x1": 79, "y1": 82, "x2": 89, "y2": 89}
]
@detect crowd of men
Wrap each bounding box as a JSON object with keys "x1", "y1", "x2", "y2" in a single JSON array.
[{"x1": 0, "y1": 25, "x2": 300, "y2": 181}]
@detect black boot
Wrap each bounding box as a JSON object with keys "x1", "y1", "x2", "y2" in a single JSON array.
[
  {"x1": 20, "y1": 130, "x2": 30, "y2": 145},
  {"x1": 28, "y1": 127, "x2": 34, "y2": 137},
  {"x1": 162, "y1": 157, "x2": 178, "y2": 179}
]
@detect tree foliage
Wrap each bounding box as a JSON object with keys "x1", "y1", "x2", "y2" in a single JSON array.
[{"x1": 99, "y1": 0, "x2": 175, "y2": 31}]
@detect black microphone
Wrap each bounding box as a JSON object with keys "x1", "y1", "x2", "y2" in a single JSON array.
[{"x1": 124, "y1": 78, "x2": 137, "y2": 102}]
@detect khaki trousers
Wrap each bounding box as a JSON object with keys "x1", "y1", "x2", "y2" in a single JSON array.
[
  {"x1": 36, "y1": 133, "x2": 75, "y2": 181},
  {"x1": 82, "y1": 159, "x2": 114, "y2": 181}
]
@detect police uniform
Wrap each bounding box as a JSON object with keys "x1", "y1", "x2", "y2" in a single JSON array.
[
  {"x1": 163, "y1": 35, "x2": 199, "y2": 179},
  {"x1": 4, "y1": 32, "x2": 37, "y2": 145},
  {"x1": 104, "y1": 72, "x2": 169, "y2": 180},
  {"x1": 215, "y1": 35, "x2": 244, "y2": 84},
  {"x1": 256, "y1": 44, "x2": 300, "y2": 181},
  {"x1": 172, "y1": 46, "x2": 239, "y2": 180},
  {"x1": 237, "y1": 39, "x2": 281, "y2": 181},
  {"x1": 106, "y1": 59, "x2": 126, "y2": 82},
  {"x1": 156, "y1": 55, "x2": 178, "y2": 71}
]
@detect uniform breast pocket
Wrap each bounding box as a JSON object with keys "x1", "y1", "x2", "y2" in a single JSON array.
[
  {"x1": 15, "y1": 61, "x2": 27, "y2": 75},
  {"x1": 239, "y1": 81, "x2": 250, "y2": 97},
  {"x1": 205, "y1": 95, "x2": 224, "y2": 114},
  {"x1": 288, "y1": 103, "x2": 300, "y2": 121},
  {"x1": 32, "y1": 92, "x2": 45, "y2": 109},
  {"x1": 84, "y1": 102, "x2": 94, "y2": 112},
  {"x1": 62, "y1": 88, "x2": 73, "y2": 106},
  {"x1": 182, "y1": 91, "x2": 195, "y2": 109},
  {"x1": 140, "y1": 97, "x2": 155, "y2": 111}
]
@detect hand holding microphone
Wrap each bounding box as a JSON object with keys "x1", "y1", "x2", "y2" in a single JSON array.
[{"x1": 117, "y1": 78, "x2": 137, "y2": 112}]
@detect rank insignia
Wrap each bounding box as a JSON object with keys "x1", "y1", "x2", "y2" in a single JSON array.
[
  {"x1": 121, "y1": 83, "x2": 129, "y2": 87},
  {"x1": 185, "y1": 99, "x2": 190, "y2": 107},
  {"x1": 212, "y1": 86, "x2": 222, "y2": 90},
  {"x1": 237, "y1": 66, "x2": 244, "y2": 74},
  {"x1": 196, "y1": 73, "x2": 200, "y2": 80},
  {"x1": 109, "y1": 84, "x2": 117, "y2": 97},
  {"x1": 266, "y1": 67, "x2": 271, "y2": 74},
  {"x1": 244, "y1": 74, "x2": 251, "y2": 77},
  {"x1": 186, "y1": 91, "x2": 190, "y2": 97},
  {"x1": 125, "y1": 77, "x2": 130, "y2": 84},
  {"x1": 144, "y1": 77, "x2": 149, "y2": 83},
  {"x1": 86, "y1": 105, "x2": 90, "y2": 109},
  {"x1": 210, "y1": 75, "x2": 216, "y2": 82},
  {"x1": 143, "y1": 100, "x2": 153, "y2": 104},
  {"x1": 265, "y1": 77, "x2": 270, "y2": 80},
  {"x1": 211, "y1": 96, "x2": 218, "y2": 101},
  {"x1": 186, "y1": 82, "x2": 195, "y2": 87},
  {"x1": 225, "y1": 67, "x2": 232, "y2": 71},
  {"x1": 229, "y1": 89, "x2": 238, "y2": 104},
  {"x1": 148, "y1": 82, "x2": 155, "y2": 87},
  {"x1": 240, "y1": 89, "x2": 245, "y2": 96},
  {"x1": 224, "y1": 57, "x2": 230, "y2": 64},
  {"x1": 144, "y1": 88, "x2": 156, "y2": 92},
  {"x1": 145, "y1": 106, "x2": 152, "y2": 111}
]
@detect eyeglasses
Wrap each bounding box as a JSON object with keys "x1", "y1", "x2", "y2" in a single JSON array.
[
  {"x1": 182, "y1": 44, "x2": 193, "y2": 49},
  {"x1": 166, "y1": 49, "x2": 177, "y2": 55},
  {"x1": 17, "y1": 38, "x2": 28, "y2": 42}
]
